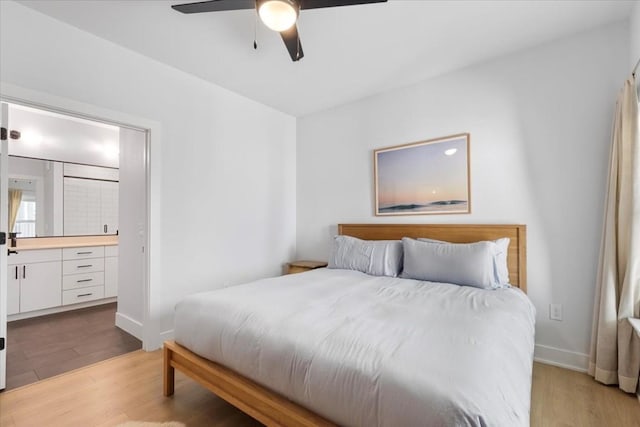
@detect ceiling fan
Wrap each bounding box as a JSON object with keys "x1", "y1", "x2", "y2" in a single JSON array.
[{"x1": 171, "y1": 0, "x2": 388, "y2": 62}]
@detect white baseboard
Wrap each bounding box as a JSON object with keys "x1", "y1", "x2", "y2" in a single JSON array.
[
  {"x1": 115, "y1": 311, "x2": 143, "y2": 341},
  {"x1": 160, "y1": 329, "x2": 174, "y2": 342},
  {"x1": 534, "y1": 344, "x2": 589, "y2": 372},
  {"x1": 141, "y1": 329, "x2": 174, "y2": 351},
  {"x1": 8, "y1": 297, "x2": 117, "y2": 322}
]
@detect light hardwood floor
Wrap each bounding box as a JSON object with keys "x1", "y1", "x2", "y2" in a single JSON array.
[
  {"x1": 531, "y1": 362, "x2": 640, "y2": 427},
  {"x1": 1, "y1": 350, "x2": 638, "y2": 427}
]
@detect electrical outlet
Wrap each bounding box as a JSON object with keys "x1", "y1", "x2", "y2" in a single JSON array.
[{"x1": 549, "y1": 303, "x2": 563, "y2": 321}]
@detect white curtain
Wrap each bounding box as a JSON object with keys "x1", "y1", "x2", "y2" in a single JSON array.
[
  {"x1": 589, "y1": 76, "x2": 640, "y2": 393},
  {"x1": 8, "y1": 189, "x2": 22, "y2": 233}
]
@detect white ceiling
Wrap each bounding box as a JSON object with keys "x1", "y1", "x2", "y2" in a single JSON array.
[{"x1": 18, "y1": 0, "x2": 634, "y2": 117}]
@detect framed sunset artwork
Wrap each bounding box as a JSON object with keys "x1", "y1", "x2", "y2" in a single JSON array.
[{"x1": 374, "y1": 133, "x2": 470, "y2": 216}]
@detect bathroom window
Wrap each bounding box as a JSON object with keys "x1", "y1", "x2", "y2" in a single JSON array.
[{"x1": 14, "y1": 197, "x2": 36, "y2": 238}]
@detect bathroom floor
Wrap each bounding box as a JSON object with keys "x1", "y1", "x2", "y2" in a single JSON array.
[{"x1": 4, "y1": 302, "x2": 141, "y2": 391}]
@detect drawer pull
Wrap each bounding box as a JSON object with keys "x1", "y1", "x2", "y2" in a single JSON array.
[
  {"x1": 77, "y1": 265, "x2": 93, "y2": 268},
  {"x1": 77, "y1": 251, "x2": 93, "y2": 255},
  {"x1": 77, "y1": 279, "x2": 93, "y2": 283},
  {"x1": 77, "y1": 293, "x2": 93, "y2": 298},
  {"x1": 15, "y1": 265, "x2": 18, "y2": 280}
]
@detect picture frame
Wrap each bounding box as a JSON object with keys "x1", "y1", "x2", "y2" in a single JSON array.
[{"x1": 374, "y1": 133, "x2": 470, "y2": 216}]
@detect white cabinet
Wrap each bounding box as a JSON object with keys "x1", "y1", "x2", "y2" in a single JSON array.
[
  {"x1": 64, "y1": 177, "x2": 119, "y2": 236},
  {"x1": 20, "y1": 261, "x2": 63, "y2": 312},
  {"x1": 100, "y1": 181, "x2": 118, "y2": 235},
  {"x1": 7, "y1": 245, "x2": 117, "y2": 317},
  {"x1": 63, "y1": 285, "x2": 105, "y2": 305},
  {"x1": 7, "y1": 265, "x2": 20, "y2": 315},
  {"x1": 104, "y1": 245, "x2": 118, "y2": 298},
  {"x1": 63, "y1": 177, "x2": 101, "y2": 236},
  {"x1": 8, "y1": 248, "x2": 63, "y2": 314},
  {"x1": 63, "y1": 258, "x2": 105, "y2": 275},
  {"x1": 62, "y1": 247, "x2": 105, "y2": 306},
  {"x1": 62, "y1": 246, "x2": 105, "y2": 260},
  {"x1": 63, "y1": 271, "x2": 104, "y2": 290},
  {"x1": 105, "y1": 256, "x2": 118, "y2": 298}
]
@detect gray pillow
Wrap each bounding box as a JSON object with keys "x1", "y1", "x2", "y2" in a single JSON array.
[
  {"x1": 328, "y1": 235, "x2": 403, "y2": 277},
  {"x1": 402, "y1": 237, "x2": 500, "y2": 289},
  {"x1": 418, "y1": 237, "x2": 511, "y2": 285}
]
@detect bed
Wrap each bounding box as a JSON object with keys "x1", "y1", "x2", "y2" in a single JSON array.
[{"x1": 164, "y1": 224, "x2": 534, "y2": 426}]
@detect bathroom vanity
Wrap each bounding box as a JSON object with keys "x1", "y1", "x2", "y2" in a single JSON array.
[
  {"x1": 7, "y1": 137, "x2": 121, "y2": 320},
  {"x1": 7, "y1": 237, "x2": 119, "y2": 320}
]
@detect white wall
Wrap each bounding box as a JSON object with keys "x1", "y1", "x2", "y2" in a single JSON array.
[
  {"x1": 0, "y1": 1, "x2": 297, "y2": 348},
  {"x1": 116, "y1": 128, "x2": 146, "y2": 338},
  {"x1": 296, "y1": 23, "x2": 629, "y2": 370},
  {"x1": 631, "y1": 2, "x2": 640, "y2": 69}
]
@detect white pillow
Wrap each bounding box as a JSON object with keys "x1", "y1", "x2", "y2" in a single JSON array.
[
  {"x1": 418, "y1": 237, "x2": 510, "y2": 285},
  {"x1": 402, "y1": 237, "x2": 502, "y2": 289},
  {"x1": 327, "y1": 235, "x2": 403, "y2": 277}
]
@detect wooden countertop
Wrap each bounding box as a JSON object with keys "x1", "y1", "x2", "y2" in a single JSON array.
[{"x1": 9, "y1": 235, "x2": 118, "y2": 251}]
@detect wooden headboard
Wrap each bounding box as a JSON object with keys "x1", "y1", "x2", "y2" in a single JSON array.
[{"x1": 338, "y1": 224, "x2": 527, "y2": 292}]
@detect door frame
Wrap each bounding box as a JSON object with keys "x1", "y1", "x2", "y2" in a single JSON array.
[
  {"x1": 0, "y1": 102, "x2": 9, "y2": 390},
  {"x1": 0, "y1": 84, "x2": 160, "y2": 352}
]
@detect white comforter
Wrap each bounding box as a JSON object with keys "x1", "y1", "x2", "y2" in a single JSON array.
[{"x1": 175, "y1": 268, "x2": 536, "y2": 427}]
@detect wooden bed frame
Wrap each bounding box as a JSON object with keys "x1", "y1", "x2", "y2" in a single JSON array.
[{"x1": 164, "y1": 223, "x2": 527, "y2": 426}]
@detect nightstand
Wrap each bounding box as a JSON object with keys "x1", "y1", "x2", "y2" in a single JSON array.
[{"x1": 286, "y1": 260, "x2": 328, "y2": 275}]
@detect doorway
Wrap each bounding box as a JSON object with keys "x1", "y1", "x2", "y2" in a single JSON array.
[{"x1": 0, "y1": 100, "x2": 149, "y2": 391}]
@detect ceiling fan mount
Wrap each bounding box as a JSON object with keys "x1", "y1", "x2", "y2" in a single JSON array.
[{"x1": 171, "y1": 0, "x2": 388, "y2": 62}]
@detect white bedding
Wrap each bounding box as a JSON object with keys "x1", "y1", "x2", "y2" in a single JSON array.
[{"x1": 175, "y1": 268, "x2": 536, "y2": 427}]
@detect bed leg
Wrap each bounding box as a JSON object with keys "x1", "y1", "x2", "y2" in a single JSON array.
[{"x1": 163, "y1": 344, "x2": 175, "y2": 397}]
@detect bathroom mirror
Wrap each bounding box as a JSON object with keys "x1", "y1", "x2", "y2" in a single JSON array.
[{"x1": 8, "y1": 156, "x2": 119, "y2": 238}]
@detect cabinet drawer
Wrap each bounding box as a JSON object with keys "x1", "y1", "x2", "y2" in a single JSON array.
[
  {"x1": 105, "y1": 245, "x2": 118, "y2": 257},
  {"x1": 63, "y1": 285, "x2": 105, "y2": 305},
  {"x1": 7, "y1": 249, "x2": 62, "y2": 264},
  {"x1": 63, "y1": 246, "x2": 105, "y2": 260},
  {"x1": 63, "y1": 271, "x2": 105, "y2": 290},
  {"x1": 63, "y1": 258, "x2": 105, "y2": 275}
]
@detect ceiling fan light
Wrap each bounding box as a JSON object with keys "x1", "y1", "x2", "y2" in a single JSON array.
[{"x1": 258, "y1": 0, "x2": 298, "y2": 32}]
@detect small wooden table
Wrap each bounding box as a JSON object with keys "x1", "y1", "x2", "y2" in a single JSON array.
[{"x1": 286, "y1": 260, "x2": 328, "y2": 275}]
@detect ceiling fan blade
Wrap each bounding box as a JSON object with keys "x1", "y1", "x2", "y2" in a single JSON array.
[
  {"x1": 280, "y1": 25, "x2": 304, "y2": 62},
  {"x1": 171, "y1": 0, "x2": 256, "y2": 14},
  {"x1": 300, "y1": 0, "x2": 386, "y2": 10}
]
